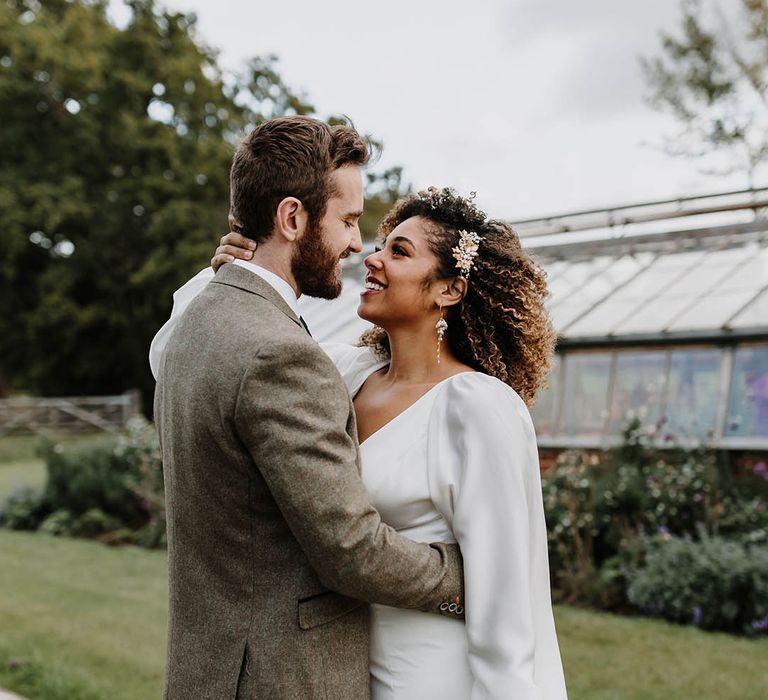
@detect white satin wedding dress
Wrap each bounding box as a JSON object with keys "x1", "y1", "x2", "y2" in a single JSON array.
[
  {"x1": 149, "y1": 268, "x2": 568, "y2": 700},
  {"x1": 324, "y1": 343, "x2": 567, "y2": 700}
]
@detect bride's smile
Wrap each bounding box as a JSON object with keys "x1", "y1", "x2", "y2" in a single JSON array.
[{"x1": 358, "y1": 216, "x2": 453, "y2": 331}]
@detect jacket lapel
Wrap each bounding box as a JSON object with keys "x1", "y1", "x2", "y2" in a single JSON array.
[{"x1": 210, "y1": 264, "x2": 303, "y2": 331}]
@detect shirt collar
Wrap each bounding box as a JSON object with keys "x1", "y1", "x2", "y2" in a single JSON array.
[{"x1": 231, "y1": 259, "x2": 301, "y2": 318}]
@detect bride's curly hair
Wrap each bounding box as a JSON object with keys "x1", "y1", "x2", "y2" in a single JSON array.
[{"x1": 358, "y1": 187, "x2": 556, "y2": 405}]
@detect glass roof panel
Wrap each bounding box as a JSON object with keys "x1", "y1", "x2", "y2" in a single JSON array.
[
  {"x1": 559, "y1": 253, "x2": 659, "y2": 336},
  {"x1": 546, "y1": 256, "x2": 615, "y2": 301},
  {"x1": 548, "y1": 255, "x2": 652, "y2": 329},
  {"x1": 539, "y1": 260, "x2": 569, "y2": 283},
  {"x1": 729, "y1": 287, "x2": 768, "y2": 329},
  {"x1": 666, "y1": 289, "x2": 760, "y2": 331},
  {"x1": 562, "y1": 298, "x2": 646, "y2": 337},
  {"x1": 610, "y1": 251, "x2": 710, "y2": 335},
  {"x1": 716, "y1": 244, "x2": 768, "y2": 292},
  {"x1": 661, "y1": 247, "x2": 752, "y2": 295},
  {"x1": 613, "y1": 292, "x2": 703, "y2": 335},
  {"x1": 665, "y1": 245, "x2": 768, "y2": 332}
]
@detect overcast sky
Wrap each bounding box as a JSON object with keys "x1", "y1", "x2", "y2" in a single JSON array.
[{"x1": 131, "y1": 0, "x2": 749, "y2": 219}]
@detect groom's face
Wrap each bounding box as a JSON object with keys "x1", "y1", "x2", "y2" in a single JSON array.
[{"x1": 291, "y1": 165, "x2": 364, "y2": 299}]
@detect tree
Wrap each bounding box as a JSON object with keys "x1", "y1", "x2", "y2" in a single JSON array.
[
  {"x1": 642, "y1": 0, "x2": 768, "y2": 180},
  {"x1": 360, "y1": 165, "x2": 410, "y2": 240},
  {"x1": 0, "y1": 0, "x2": 403, "y2": 408}
]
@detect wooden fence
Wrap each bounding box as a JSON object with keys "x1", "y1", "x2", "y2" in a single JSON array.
[{"x1": 0, "y1": 391, "x2": 142, "y2": 435}]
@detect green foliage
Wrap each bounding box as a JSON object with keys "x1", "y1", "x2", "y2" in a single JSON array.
[
  {"x1": 42, "y1": 439, "x2": 146, "y2": 527},
  {"x1": 626, "y1": 533, "x2": 768, "y2": 635},
  {"x1": 120, "y1": 415, "x2": 165, "y2": 543},
  {"x1": 0, "y1": 418, "x2": 165, "y2": 545},
  {"x1": 542, "y1": 418, "x2": 767, "y2": 620},
  {"x1": 70, "y1": 507, "x2": 123, "y2": 537},
  {"x1": 38, "y1": 509, "x2": 74, "y2": 536},
  {"x1": 0, "y1": 0, "x2": 401, "y2": 404},
  {"x1": 360, "y1": 166, "x2": 411, "y2": 240},
  {"x1": 642, "y1": 0, "x2": 768, "y2": 176},
  {"x1": 0, "y1": 485, "x2": 46, "y2": 530},
  {"x1": 0, "y1": 0, "x2": 242, "y2": 401}
]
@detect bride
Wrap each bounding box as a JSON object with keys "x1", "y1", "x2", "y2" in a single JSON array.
[{"x1": 151, "y1": 186, "x2": 567, "y2": 699}]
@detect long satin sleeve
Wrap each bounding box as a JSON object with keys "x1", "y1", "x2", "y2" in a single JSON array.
[
  {"x1": 149, "y1": 267, "x2": 214, "y2": 379},
  {"x1": 427, "y1": 374, "x2": 567, "y2": 700}
]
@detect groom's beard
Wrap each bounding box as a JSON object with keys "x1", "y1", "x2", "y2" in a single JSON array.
[{"x1": 291, "y1": 220, "x2": 343, "y2": 300}]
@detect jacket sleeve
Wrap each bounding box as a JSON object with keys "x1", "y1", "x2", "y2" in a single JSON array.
[{"x1": 234, "y1": 338, "x2": 464, "y2": 614}]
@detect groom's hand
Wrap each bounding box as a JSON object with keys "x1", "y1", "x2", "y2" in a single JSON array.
[{"x1": 211, "y1": 232, "x2": 257, "y2": 272}]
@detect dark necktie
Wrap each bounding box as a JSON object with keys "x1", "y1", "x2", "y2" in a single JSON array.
[{"x1": 299, "y1": 316, "x2": 312, "y2": 337}]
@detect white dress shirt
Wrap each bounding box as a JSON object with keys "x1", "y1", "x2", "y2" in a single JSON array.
[{"x1": 231, "y1": 260, "x2": 301, "y2": 318}]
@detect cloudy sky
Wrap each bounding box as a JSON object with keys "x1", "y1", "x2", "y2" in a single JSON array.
[{"x1": 135, "y1": 0, "x2": 748, "y2": 219}]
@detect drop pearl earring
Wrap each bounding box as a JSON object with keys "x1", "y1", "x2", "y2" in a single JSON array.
[{"x1": 435, "y1": 307, "x2": 448, "y2": 364}]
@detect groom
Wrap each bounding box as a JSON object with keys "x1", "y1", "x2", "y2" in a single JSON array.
[{"x1": 153, "y1": 116, "x2": 464, "y2": 699}]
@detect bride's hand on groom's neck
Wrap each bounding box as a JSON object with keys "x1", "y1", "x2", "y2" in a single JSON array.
[{"x1": 212, "y1": 231, "x2": 257, "y2": 272}]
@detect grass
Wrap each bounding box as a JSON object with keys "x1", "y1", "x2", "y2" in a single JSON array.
[
  {"x1": 0, "y1": 531, "x2": 167, "y2": 700},
  {"x1": 0, "y1": 460, "x2": 46, "y2": 502},
  {"x1": 557, "y1": 606, "x2": 768, "y2": 699},
  {"x1": 1, "y1": 531, "x2": 767, "y2": 700}
]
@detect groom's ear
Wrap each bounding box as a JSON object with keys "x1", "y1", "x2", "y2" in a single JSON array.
[
  {"x1": 274, "y1": 197, "x2": 308, "y2": 243},
  {"x1": 228, "y1": 213, "x2": 243, "y2": 233}
]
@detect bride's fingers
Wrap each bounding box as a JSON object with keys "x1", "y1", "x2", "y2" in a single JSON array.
[
  {"x1": 216, "y1": 244, "x2": 253, "y2": 260},
  {"x1": 211, "y1": 245, "x2": 253, "y2": 272},
  {"x1": 211, "y1": 252, "x2": 235, "y2": 272},
  {"x1": 219, "y1": 231, "x2": 256, "y2": 250}
]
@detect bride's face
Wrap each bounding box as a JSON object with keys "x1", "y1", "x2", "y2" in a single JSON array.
[{"x1": 358, "y1": 216, "x2": 444, "y2": 328}]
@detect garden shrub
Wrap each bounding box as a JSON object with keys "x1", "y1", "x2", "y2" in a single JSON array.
[
  {"x1": 0, "y1": 486, "x2": 47, "y2": 531},
  {"x1": 1, "y1": 417, "x2": 165, "y2": 548},
  {"x1": 70, "y1": 508, "x2": 123, "y2": 538},
  {"x1": 542, "y1": 418, "x2": 767, "y2": 618},
  {"x1": 119, "y1": 416, "x2": 165, "y2": 537},
  {"x1": 626, "y1": 533, "x2": 768, "y2": 635},
  {"x1": 38, "y1": 509, "x2": 75, "y2": 536},
  {"x1": 41, "y1": 440, "x2": 145, "y2": 527}
]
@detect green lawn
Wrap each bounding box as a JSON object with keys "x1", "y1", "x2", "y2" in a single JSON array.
[
  {"x1": 0, "y1": 459, "x2": 46, "y2": 502},
  {"x1": 1, "y1": 531, "x2": 767, "y2": 699},
  {"x1": 0, "y1": 531, "x2": 167, "y2": 700}
]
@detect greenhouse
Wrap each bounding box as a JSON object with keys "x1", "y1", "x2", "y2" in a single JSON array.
[{"x1": 299, "y1": 188, "x2": 768, "y2": 456}]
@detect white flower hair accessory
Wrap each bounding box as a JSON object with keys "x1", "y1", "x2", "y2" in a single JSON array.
[
  {"x1": 415, "y1": 187, "x2": 485, "y2": 278},
  {"x1": 452, "y1": 229, "x2": 483, "y2": 278}
]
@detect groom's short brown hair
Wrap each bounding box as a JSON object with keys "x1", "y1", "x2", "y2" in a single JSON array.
[{"x1": 230, "y1": 116, "x2": 371, "y2": 244}]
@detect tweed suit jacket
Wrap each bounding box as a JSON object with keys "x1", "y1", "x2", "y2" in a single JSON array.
[{"x1": 154, "y1": 264, "x2": 465, "y2": 699}]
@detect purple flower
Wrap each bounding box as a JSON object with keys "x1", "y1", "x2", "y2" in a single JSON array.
[
  {"x1": 659, "y1": 526, "x2": 670, "y2": 535},
  {"x1": 754, "y1": 462, "x2": 767, "y2": 478},
  {"x1": 751, "y1": 615, "x2": 768, "y2": 632},
  {"x1": 692, "y1": 607, "x2": 702, "y2": 626}
]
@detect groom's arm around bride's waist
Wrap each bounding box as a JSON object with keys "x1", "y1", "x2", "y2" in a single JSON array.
[{"x1": 237, "y1": 336, "x2": 465, "y2": 617}]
